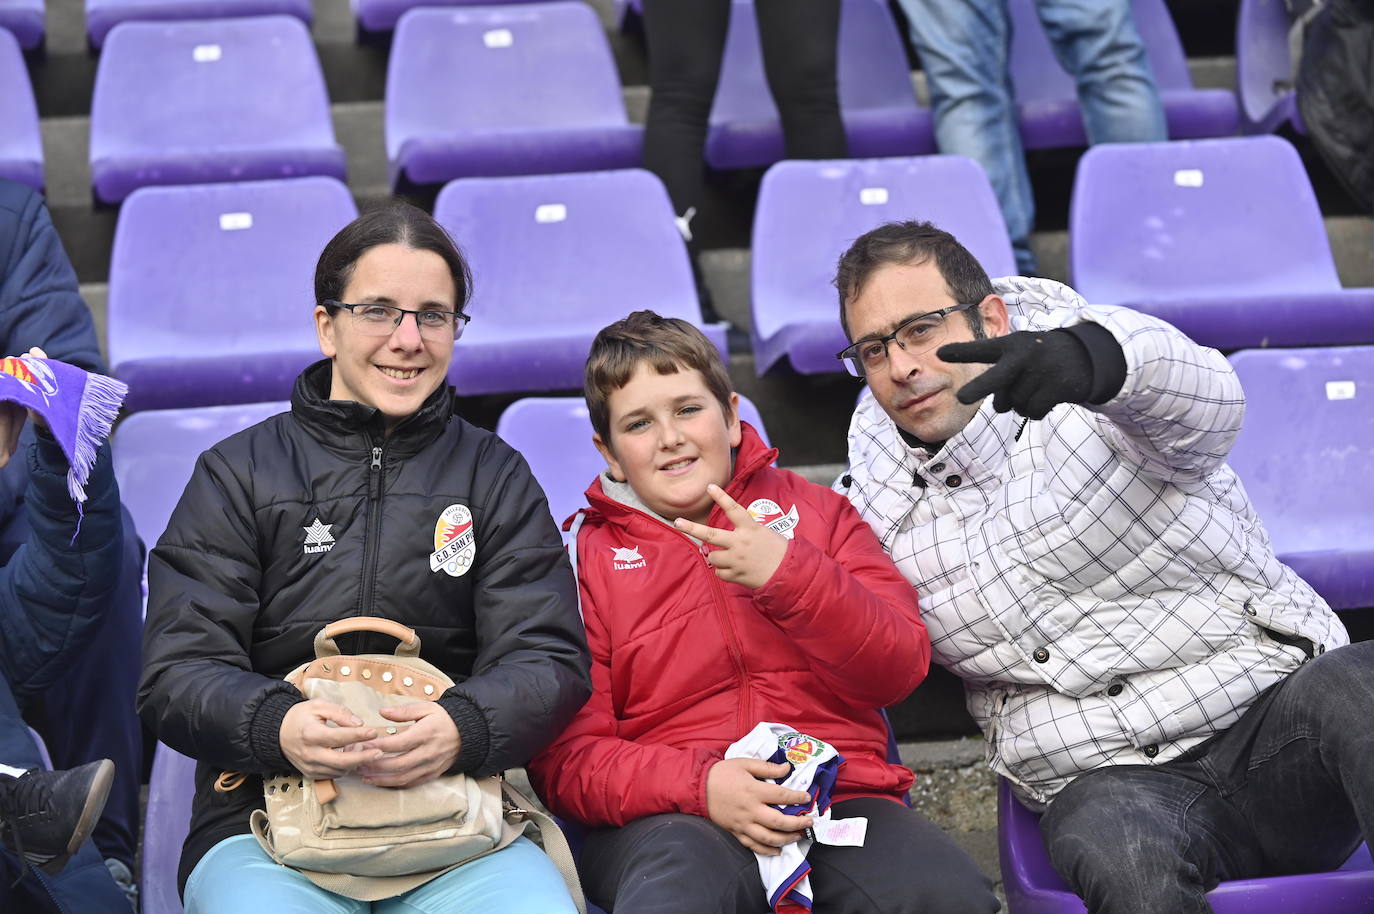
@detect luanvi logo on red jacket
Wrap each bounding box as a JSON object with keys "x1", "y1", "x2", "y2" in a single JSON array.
[
  {"x1": 431, "y1": 504, "x2": 476, "y2": 577},
  {"x1": 747, "y1": 498, "x2": 800, "y2": 539},
  {"x1": 610, "y1": 545, "x2": 646, "y2": 571}
]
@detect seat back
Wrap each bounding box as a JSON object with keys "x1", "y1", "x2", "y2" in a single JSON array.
[
  {"x1": 112, "y1": 401, "x2": 290, "y2": 554},
  {"x1": 751, "y1": 155, "x2": 1015, "y2": 374},
  {"x1": 707, "y1": 0, "x2": 931, "y2": 168},
  {"x1": 107, "y1": 177, "x2": 355, "y2": 412},
  {"x1": 386, "y1": 2, "x2": 630, "y2": 162},
  {"x1": 140, "y1": 743, "x2": 197, "y2": 914},
  {"x1": 495, "y1": 395, "x2": 769, "y2": 534},
  {"x1": 85, "y1": 0, "x2": 314, "y2": 48},
  {"x1": 1227, "y1": 346, "x2": 1374, "y2": 610},
  {"x1": 1236, "y1": 0, "x2": 1299, "y2": 133},
  {"x1": 1069, "y1": 136, "x2": 1341, "y2": 305},
  {"x1": 435, "y1": 169, "x2": 723, "y2": 396},
  {"x1": 0, "y1": 28, "x2": 43, "y2": 191},
  {"x1": 999, "y1": 778, "x2": 1374, "y2": 913},
  {"x1": 0, "y1": 0, "x2": 43, "y2": 48},
  {"x1": 90, "y1": 16, "x2": 342, "y2": 202}
]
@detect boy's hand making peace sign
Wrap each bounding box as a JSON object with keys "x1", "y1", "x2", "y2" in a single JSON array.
[{"x1": 674, "y1": 484, "x2": 789, "y2": 589}]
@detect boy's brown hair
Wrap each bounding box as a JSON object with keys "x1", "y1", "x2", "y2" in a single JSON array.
[{"x1": 585, "y1": 310, "x2": 735, "y2": 444}]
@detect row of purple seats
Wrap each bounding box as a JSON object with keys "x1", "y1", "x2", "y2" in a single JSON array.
[
  {"x1": 105, "y1": 169, "x2": 721, "y2": 412},
  {"x1": 0, "y1": 27, "x2": 41, "y2": 190}
]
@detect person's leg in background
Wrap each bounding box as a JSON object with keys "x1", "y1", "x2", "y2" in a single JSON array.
[
  {"x1": 896, "y1": 0, "x2": 1039, "y2": 275},
  {"x1": 0, "y1": 674, "x2": 127, "y2": 912},
  {"x1": 579, "y1": 813, "x2": 769, "y2": 914},
  {"x1": 807, "y1": 796, "x2": 1000, "y2": 913},
  {"x1": 379, "y1": 836, "x2": 580, "y2": 914},
  {"x1": 754, "y1": 0, "x2": 849, "y2": 160},
  {"x1": 19, "y1": 506, "x2": 144, "y2": 905},
  {"x1": 1034, "y1": 0, "x2": 1167, "y2": 144}
]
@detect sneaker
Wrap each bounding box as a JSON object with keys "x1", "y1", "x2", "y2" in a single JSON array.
[{"x1": 0, "y1": 759, "x2": 115, "y2": 877}]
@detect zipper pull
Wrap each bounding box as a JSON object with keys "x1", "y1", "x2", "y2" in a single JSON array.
[{"x1": 370, "y1": 446, "x2": 382, "y2": 471}]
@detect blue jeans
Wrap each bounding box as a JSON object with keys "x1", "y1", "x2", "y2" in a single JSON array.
[
  {"x1": 896, "y1": 0, "x2": 1166, "y2": 274},
  {"x1": 1039, "y1": 639, "x2": 1374, "y2": 914},
  {"x1": 185, "y1": 835, "x2": 580, "y2": 913}
]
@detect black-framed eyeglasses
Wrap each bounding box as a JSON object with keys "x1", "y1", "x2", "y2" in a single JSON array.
[
  {"x1": 322, "y1": 300, "x2": 471, "y2": 342},
  {"x1": 835, "y1": 302, "x2": 978, "y2": 377}
]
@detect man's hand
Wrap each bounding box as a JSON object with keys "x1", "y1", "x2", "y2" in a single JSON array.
[
  {"x1": 0, "y1": 347, "x2": 49, "y2": 468},
  {"x1": 279, "y1": 699, "x2": 381, "y2": 779},
  {"x1": 673, "y1": 484, "x2": 789, "y2": 589},
  {"x1": 354, "y1": 701, "x2": 461, "y2": 789},
  {"x1": 706, "y1": 758, "x2": 813, "y2": 856},
  {"x1": 938, "y1": 331, "x2": 1094, "y2": 419}
]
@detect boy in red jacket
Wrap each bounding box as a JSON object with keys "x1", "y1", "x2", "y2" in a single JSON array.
[{"x1": 528, "y1": 311, "x2": 998, "y2": 913}]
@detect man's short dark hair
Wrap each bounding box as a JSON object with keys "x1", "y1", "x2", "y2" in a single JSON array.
[{"x1": 833, "y1": 221, "x2": 994, "y2": 340}]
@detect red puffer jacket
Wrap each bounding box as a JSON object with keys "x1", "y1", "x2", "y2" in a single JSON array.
[{"x1": 529, "y1": 423, "x2": 929, "y2": 826}]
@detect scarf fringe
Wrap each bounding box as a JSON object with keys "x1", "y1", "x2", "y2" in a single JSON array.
[{"x1": 68, "y1": 371, "x2": 128, "y2": 504}]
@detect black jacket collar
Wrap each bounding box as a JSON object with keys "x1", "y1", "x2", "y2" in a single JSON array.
[{"x1": 289, "y1": 359, "x2": 454, "y2": 458}]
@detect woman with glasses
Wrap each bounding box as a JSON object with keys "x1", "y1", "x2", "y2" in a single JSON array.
[{"x1": 137, "y1": 202, "x2": 590, "y2": 914}]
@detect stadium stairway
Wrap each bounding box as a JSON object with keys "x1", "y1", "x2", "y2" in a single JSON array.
[{"x1": 24, "y1": 0, "x2": 1374, "y2": 742}]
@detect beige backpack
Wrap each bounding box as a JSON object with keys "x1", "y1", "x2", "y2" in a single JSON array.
[{"x1": 218, "y1": 617, "x2": 584, "y2": 908}]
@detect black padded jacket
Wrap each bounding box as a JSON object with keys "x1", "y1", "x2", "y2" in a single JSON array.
[{"x1": 137, "y1": 359, "x2": 591, "y2": 891}]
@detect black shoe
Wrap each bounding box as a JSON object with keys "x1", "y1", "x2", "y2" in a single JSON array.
[{"x1": 0, "y1": 759, "x2": 114, "y2": 877}]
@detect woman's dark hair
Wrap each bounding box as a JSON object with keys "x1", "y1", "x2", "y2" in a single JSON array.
[
  {"x1": 314, "y1": 201, "x2": 474, "y2": 312},
  {"x1": 833, "y1": 220, "x2": 994, "y2": 340}
]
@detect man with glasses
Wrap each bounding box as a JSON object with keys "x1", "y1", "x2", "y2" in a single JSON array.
[{"x1": 835, "y1": 220, "x2": 1370, "y2": 914}]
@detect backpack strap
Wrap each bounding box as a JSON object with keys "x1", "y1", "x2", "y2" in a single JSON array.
[
  {"x1": 565, "y1": 510, "x2": 588, "y2": 623},
  {"x1": 501, "y1": 780, "x2": 587, "y2": 914}
]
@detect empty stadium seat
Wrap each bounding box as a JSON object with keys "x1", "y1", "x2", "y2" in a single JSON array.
[
  {"x1": 112, "y1": 401, "x2": 289, "y2": 554},
  {"x1": 751, "y1": 155, "x2": 1016, "y2": 375},
  {"x1": 706, "y1": 0, "x2": 933, "y2": 169},
  {"x1": 385, "y1": 3, "x2": 641, "y2": 190},
  {"x1": 1069, "y1": 136, "x2": 1374, "y2": 349},
  {"x1": 1008, "y1": 0, "x2": 1239, "y2": 149},
  {"x1": 1236, "y1": 0, "x2": 1302, "y2": 135},
  {"x1": 140, "y1": 743, "x2": 196, "y2": 914},
  {"x1": 107, "y1": 177, "x2": 356, "y2": 412},
  {"x1": 0, "y1": 0, "x2": 43, "y2": 49},
  {"x1": 496, "y1": 396, "x2": 770, "y2": 532},
  {"x1": 89, "y1": 16, "x2": 346, "y2": 204},
  {"x1": 354, "y1": 0, "x2": 538, "y2": 35},
  {"x1": 999, "y1": 778, "x2": 1374, "y2": 913},
  {"x1": 86, "y1": 0, "x2": 312, "y2": 49},
  {"x1": 434, "y1": 169, "x2": 726, "y2": 396},
  {"x1": 0, "y1": 27, "x2": 42, "y2": 191},
  {"x1": 1227, "y1": 346, "x2": 1374, "y2": 611}
]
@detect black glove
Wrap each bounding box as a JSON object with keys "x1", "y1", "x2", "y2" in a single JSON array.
[{"x1": 937, "y1": 327, "x2": 1121, "y2": 420}]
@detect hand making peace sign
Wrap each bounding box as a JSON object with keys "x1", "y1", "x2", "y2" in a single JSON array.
[{"x1": 674, "y1": 484, "x2": 790, "y2": 589}]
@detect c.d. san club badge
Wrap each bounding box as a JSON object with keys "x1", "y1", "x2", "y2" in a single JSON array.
[{"x1": 431, "y1": 504, "x2": 476, "y2": 577}]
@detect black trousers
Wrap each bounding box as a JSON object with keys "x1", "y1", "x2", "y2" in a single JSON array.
[
  {"x1": 581, "y1": 796, "x2": 1000, "y2": 913},
  {"x1": 641, "y1": 0, "x2": 849, "y2": 220}
]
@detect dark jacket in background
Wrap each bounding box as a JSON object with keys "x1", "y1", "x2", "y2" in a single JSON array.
[
  {"x1": 1298, "y1": 0, "x2": 1374, "y2": 211},
  {"x1": 138, "y1": 360, "x2": 590, "y2": 891}
]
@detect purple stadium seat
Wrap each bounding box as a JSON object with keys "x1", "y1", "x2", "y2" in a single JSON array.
[
  {"x1": 385, "y1": 3, "x2": 642, "y2": 190},
  {"x1": 1007, "y1": 0, "x2": 1239, "y2": 149},
  {"x1": 0, "y1": 28, "x2": 42, "y2": 191},
  {"x1": 89, "y1": 16, "x2": 345, "y2": 204},
  {"x1": 354, "y1": 0, "x2": 548, "y2": 35},
  {"x1": 112, "y1": 402, "x2": 289, "y2": 554},
  {"x1": 434, "y1": 169, "x2": 726, "y2": 396},
  {"x1": 86, "y1": 0, "x2": 312, "y2": 49},
  {"x1": 1069, "y1": 136, "x2": 1374, "y2": 350},
  {"x1": 0, "y1": 1, "x2": 43, "y2": 49},
  {"x1": 999, "y1": 778, "x2": 1374, "y2": 913},
  {"x1": 495, "y1": 396, "x2": 769, "y2": 533},
  {"x1": 1227, "y1": 347, "x2": 1374, "y2": 611},
  {"x1": 1236, "y1": 0, "x2": 1302, "y2": 135},
  {"x1": 107, "y1": 177, "x2": 356, "y2": 412},
  {"x1": 140, "y1": 743, "x2": 196, "y2": 914},
  {"x1": 706, "y1": 0, "x2": 933, "y2": 170},
  {"x1": 751, "y1": 155, "x2": 1016, "y2": 375}
]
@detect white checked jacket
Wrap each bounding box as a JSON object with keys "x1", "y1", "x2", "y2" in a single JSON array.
[{"x1": 839, "y1": 276, "x2": 1346, "y2": 805}]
